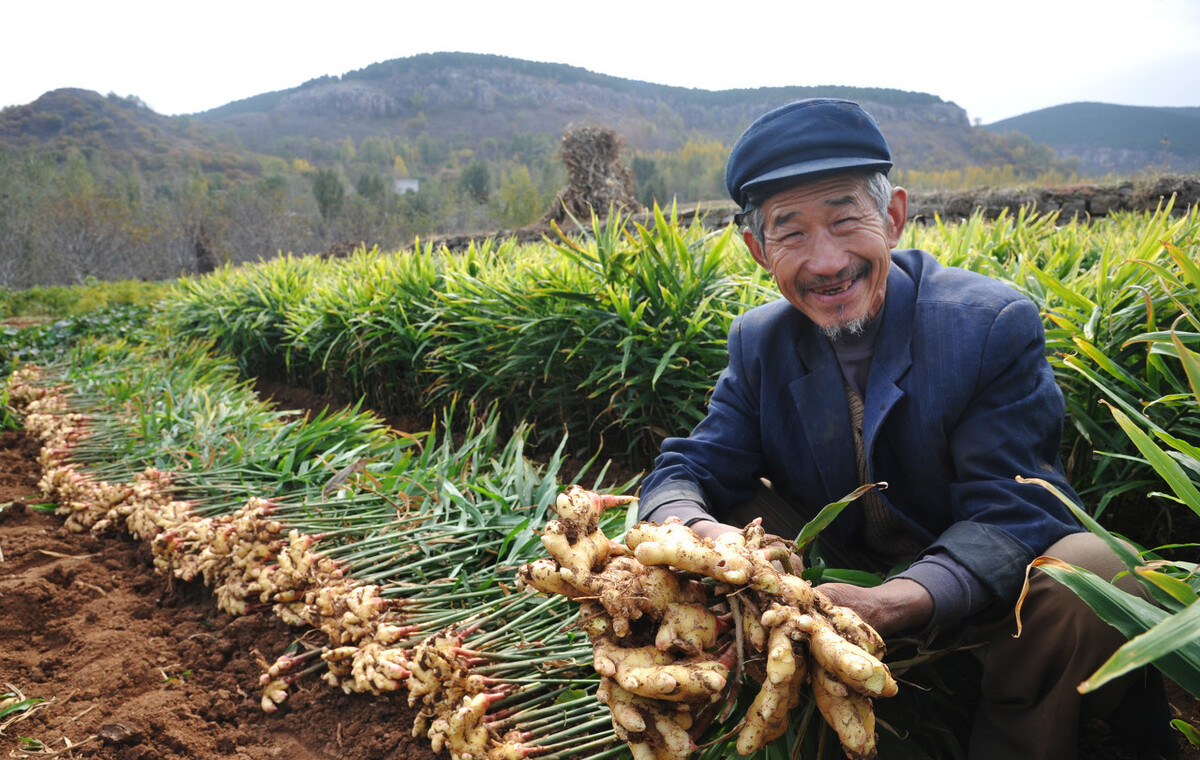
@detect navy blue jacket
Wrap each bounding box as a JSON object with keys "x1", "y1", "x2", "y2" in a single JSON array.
[{"x1": 639, "y1": 249, "x2": 1082, "y2": 605}]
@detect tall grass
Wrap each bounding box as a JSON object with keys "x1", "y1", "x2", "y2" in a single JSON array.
[
  {"x1": 906, "y1": 203, "x2": 1200, "y2": 547},
  {"x1": 168, "y1": 255, "x2": 324, "y2": 380},
  {"x1": 283, "y1": 242, "x2": 446, "y2": 410},
  {"x1": 163, "y1": 206, "x2": 774, "y2": 459},
  {"x1": 0, "y1": 278, "x2": 169, "y2": 318}
]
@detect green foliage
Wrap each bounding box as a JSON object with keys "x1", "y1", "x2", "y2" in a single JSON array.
[
  {"x1": 1015, "y1": 356, "x2": 1200, "y2": 698},
  {"x1": 632, "y1": 155, "x2": 668, "y2": 208},
  {"x1": 282, "y1": 244, "x2": 445, "y2": 409},
  {"x1": 0, "y1": 304, "x2": 157, "y2": 376},
  {"x1": 0, "y1": 692, "x2": 46, "y2": 720},
  {"x1": 459, "y1": 161, "x2": 490, "y2": 204},
  {"x1": 158, "y1": 206, "x2": 772, "y2": 458},
  {"x1": 164, "y1": 255, "x2": 323, "y2": 379},
  {"x1": 416, "y1": 134, "x2": 442, "y2": 168},
  {"x1": 0, "y1": 279, "x2": 169, "y2": 318},
  {"x1": 312, "y1": 168, "x2": 345, "y2": 221},
  {"x1": 903, "y1": 204, "x2": 1200, "y2": 548},
  {"x1": 492, "y1": 165, "x2": 543, "y2": 228},
  {"x1": 146, "y1": 204, "x2": 1200, "y2": 551},
  {"x1": 0, "y1": 386, "x2": 18, "y2": 432},
  {"x1": 357, "y1": 136, "x2": 395, "y2": 167},
  {"x1": 354, "y1": 171, "x2": 388, "y2": 203}
]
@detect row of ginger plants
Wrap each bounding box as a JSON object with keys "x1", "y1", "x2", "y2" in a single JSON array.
[{"x1": 6, "y1": 340, "x2": 635, "y2": 760}]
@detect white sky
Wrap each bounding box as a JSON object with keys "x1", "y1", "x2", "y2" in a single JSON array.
[{"x1": 4, "y1": 0, "x2": 1199, "y2": 125}]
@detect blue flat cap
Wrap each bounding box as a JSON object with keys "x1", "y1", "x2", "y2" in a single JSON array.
[{"x1": 725, "y1": 98, "x2": 893, "y2": 211}]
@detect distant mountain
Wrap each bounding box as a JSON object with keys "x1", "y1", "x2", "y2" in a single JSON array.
[
  {"x1": 7, "y1": 54, "x2": 1184, "y2": 187},
  {"x1": 984, "y1": 102, "x2": 1200, "y2": 175},
  {"x1": 188, "y1": 52, "x2": 1061, "y2": 176},
  {"x1": 0, "y1": 88, "x2": 262, "y2": 178}
]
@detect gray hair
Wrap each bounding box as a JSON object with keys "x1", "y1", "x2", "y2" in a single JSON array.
[{"x1": 740, "y1": 170, "x2": 893, "y2": 250}]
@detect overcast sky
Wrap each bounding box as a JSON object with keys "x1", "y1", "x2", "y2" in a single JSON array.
[{"x1": 5, "y1": 0, "x2": 1199, "y2": 125}]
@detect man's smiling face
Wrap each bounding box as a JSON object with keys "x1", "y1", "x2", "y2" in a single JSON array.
[{"x1": 744, "y1": 174, "x2": 906, "y2": 337}]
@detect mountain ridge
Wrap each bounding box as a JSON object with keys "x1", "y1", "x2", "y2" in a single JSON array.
[
  {"x1": 191, "y1": 52, "x2": 969, "y2": 163},
  {"x1": 984, "y1": 101, "x2": 1200, "y2": 174},
  {"x1": 2, "y1": 53, "x2": 1194, "y2": 184}
]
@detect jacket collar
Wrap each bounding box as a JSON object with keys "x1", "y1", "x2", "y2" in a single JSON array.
[{"x1": 864, "y1": 259, "x2": 915, "y2": 442}]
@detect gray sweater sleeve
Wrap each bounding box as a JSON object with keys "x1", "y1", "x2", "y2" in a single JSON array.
[{"x1": 893, "y1": 549, "x2": 994, "y2": 630}]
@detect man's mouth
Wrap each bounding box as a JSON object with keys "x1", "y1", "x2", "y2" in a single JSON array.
[
  {"x1": 814, "y1": 280, "x2": 855, "y2": 296},
  {"x1": 803, "y1": 264, "x2": 868, "y2": 297}
]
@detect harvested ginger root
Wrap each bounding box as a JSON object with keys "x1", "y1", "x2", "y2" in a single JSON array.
[{"x1": 517, "y1": 486, "x2": 898, "y2": 760}]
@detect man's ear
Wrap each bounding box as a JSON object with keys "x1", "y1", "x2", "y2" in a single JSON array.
[
  {"x1": 744, "y1": 228, "x2": 770, "y2": 271},
  {"x1": 886, "y1": 186, "x2": 908, "y2": 248}
]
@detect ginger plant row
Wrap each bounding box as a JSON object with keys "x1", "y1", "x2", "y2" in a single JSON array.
[
  {"x1": 6, "y1": 366, "x2": 557, "y2": 760},
  {"x1": 8, "y1": 365, "x2": 893, "y2": 760},
  {"x1": 518, "y1": 485, "x2": 897, "y2": 760}
]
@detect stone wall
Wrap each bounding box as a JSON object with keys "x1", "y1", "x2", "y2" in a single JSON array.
[{"x1": 906, "y1": 174, "x2": 1200, "y2": 223}]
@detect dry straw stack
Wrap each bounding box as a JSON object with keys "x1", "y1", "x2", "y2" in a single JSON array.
[{"x1": 544, "y1": 125, "x2": 643, "y2": 225}]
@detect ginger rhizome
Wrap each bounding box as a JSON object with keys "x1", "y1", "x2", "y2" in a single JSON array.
[{"x1": 518, "y1": 485, "x2": 896, "y2": 760}]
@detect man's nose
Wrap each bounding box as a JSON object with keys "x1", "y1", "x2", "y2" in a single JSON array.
[{"x1": 806, "y1": 231, "x2": 849, "y2": 275}]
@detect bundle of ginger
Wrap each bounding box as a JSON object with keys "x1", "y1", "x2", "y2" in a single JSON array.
[{"x1": 517, "y1": 485, "x2": 896, "y2": 760}]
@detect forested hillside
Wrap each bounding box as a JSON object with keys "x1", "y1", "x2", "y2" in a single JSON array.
[{"x1": 986, "y1": 102, "x2": 1200, "y2": 174}]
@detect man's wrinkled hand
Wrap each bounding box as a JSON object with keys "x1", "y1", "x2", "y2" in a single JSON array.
[{"x1": 816, "y1": 578, "x2": 933, "y2": 638}]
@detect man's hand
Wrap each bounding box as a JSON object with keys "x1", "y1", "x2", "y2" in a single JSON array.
[
  {"x1": 689, "y1": 519, "x2": 803, "y2": 574},
  {"x1": 816, "y1": 578, "x2": 933, "y2": 638},
  {"x1": 688, "y1": 520, "x2": 741, "y2": 541}
]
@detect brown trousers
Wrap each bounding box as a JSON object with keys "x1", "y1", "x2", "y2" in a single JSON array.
[{"x1": 967, "y1": 531, "x2": 1148, "y2": 760}]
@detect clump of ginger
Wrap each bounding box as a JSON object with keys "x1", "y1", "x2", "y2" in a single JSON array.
[{"x1": 518, "y1": 485, "x2": 896, "y2": 760}]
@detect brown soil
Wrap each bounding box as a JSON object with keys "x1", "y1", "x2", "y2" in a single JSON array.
[
  {"x1": 0, "y1": 428, "x2": 436, "y2": 760},
  {"x1": 1, "y1": 381, "x2": 1196, "y2": 760}
]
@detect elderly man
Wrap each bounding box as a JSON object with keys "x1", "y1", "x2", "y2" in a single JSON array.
[{"x1": 637, "y1": 99, "x2": 1171, "y2": 759}]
